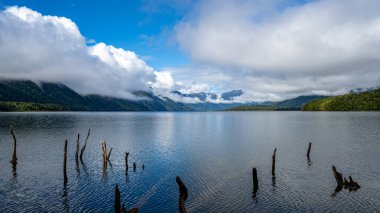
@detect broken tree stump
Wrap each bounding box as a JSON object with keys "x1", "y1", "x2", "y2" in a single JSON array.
[
  {"x1": 101, "y1": 141, "x2": 108, "y2": 170},
  {"x1": 63, "y1": 140, "x2": 68, "y2": 185},
  {"x1": 332, "y1": 165, "x2": 360, "y2": 192},
  {"x1": 307, "y1": 142, "x2": 312, "y2": 159},
  {"x1": 75, "y1": 133, "x2": 80, "y2": 164},
  {"x1": 252, "y1": 168, "x2": 258, "y2": 198},
  {"x1": 176, "y1": 176, "x2": 188, "y2": 213},
  {"x1": 79, "y1": 129, "x2": 91, "y2": 161},
  {"x1": 272, "y1": 148, "x2": 277, "y2": 176},
  {"x1": 10, "y1": 126, "x2": 17, "y2": 165},
  {"x1": 115, "y1": 184, "x2": 121, "y2": 213}
]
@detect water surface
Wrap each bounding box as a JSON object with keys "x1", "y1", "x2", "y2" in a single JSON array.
[{"x1": 0, "y1": 112, "x2": 379, "y2": 212}]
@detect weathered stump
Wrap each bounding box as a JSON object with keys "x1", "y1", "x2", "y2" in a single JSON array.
[
  {"x1": 115, "y1": 185, "x2": 121, "y2": 213},
  {"x1": 272, "y1": 148, "x2": 277, "y2": 176},
  {"x1": 307, "y1": 142, "x2": 312, "y2": 159},
  {"x1": 63, "y1": 140, "x2": 68, "y2": 185},
  {"x1": 79, "y1": 129, "x2": 91, "y2": 161},
  {"x1": 10, "y1": 126, "x2": 17, "y2": 165},
  {"x1": 176, "y1": 176, "x2": 188, "y2": 213},
  {"x1": 125, "y1": 152, "x2": 129, "y2": 173},
  {"x1": 75, "y1": 133, "x2": 80, "y2": 164},
  {"x1": 252, "y1": 168, "x2": 258, "y2": 198}
]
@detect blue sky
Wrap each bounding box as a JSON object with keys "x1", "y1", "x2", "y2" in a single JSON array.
[
  {"x1": 0, "y1": 0, "x2": 190, "y2": 69},
  {"x1": 0, "y1": 0, "x2": 379, "y2": 102}
]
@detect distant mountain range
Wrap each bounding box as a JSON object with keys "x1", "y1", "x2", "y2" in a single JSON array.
[
  {"x1": 2, "y1": 79, "x2": 374, "y2": 112},
  {"x1": 0, "y1": 79, "x2": 191, "y2": 111}
]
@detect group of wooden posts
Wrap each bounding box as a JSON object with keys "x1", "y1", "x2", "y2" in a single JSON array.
[
  {"x1": 6, "y1": 127, "x2": 360, "y2": 213},
  {"x1": 252, "y1": 142, "x2": 361, "y2": 200}
]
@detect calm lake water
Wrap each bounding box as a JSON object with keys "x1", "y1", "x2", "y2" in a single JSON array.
[{"x1": 0, "y1": 112, "x2": 379, "y2": 212}]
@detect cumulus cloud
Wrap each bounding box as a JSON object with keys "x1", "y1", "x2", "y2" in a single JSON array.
[
  {"x1": 173, "y1": 0, "x2": 380, "y2": 101},
  {"x1": 0, "y1": 6, "x2": 169, "y2": 99}
]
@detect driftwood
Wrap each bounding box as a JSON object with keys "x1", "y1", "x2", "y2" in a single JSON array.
[
  {"x1": 307, "y1": 142, "x2": 312, "y2": 159},
  {"x1": 79, "y1": 129, "x2": 91, "y2": 161},
  {"x1": 63, "y1": 140, "x2": 68, "y2": 185},
  {"x1": 252, "y1": 168, "x2": 258, "y2": 198},
  {"x1": 272, "y1": 148, "x2": 277, "y2": 176},
  {"x1": 176, "y1": 176, "x2": 188, "y2": 213},
  {"x1": 10, "y1": 126, "x2": 17, "y2": 164},
  {"x1": 332, "y1": 165, "x2": 360, "y2": 192},
  {"x1": 75, "y1": 133, "x2": 80, "y2": 164}
]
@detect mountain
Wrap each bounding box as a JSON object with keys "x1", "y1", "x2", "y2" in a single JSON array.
[
  {"x1": 0, "y1": 79, "x2": 192, "y2": 111},
  {"x1": 221, "y1": 90, "x2": 244, "y2": 100},
  {"x1": 302, "y1": 89, "x2": 380, "y2": 111},
  {"x1": 274, "y1": 95, "x2": 328, "y2": 109},
  {"x1": 225, "y1": 95, "x2": 328, "y2": 111}
]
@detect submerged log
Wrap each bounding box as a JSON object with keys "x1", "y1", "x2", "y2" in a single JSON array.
[
  {"x1": 63, "y1": 140, "x2": 68, "y2": 185},
  {"x1": 272, "y1": 148, "x2": 277, "y2": 176},
  {"x1": 307, "y1": 142, "x2": 312, "y2": 159},
  {"x1": 79, "y1": 129, "x2": 91, "y2": 161},
  {"x1": 176, "y1": 176, "x2": 188, "y2": 213},
  {"x1": 10, "y1": 126, "x2": 17, "y2": 164}
]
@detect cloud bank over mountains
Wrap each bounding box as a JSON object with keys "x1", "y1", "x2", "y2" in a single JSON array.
[
  {"x1": 173, "y1": 0, "x2": 380, "y2": 101},
  {"x1": 0, "y1": 6, "x2": 162, "y2": 99}
]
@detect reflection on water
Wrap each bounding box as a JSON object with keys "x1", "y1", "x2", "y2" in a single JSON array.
[{"x1": 0, "y1": 111, "x2": 380, "y2": 212}]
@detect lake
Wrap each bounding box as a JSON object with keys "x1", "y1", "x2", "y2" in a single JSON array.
[{"x1": 0, "y1": 112, "x2": 379, "y2": 212}]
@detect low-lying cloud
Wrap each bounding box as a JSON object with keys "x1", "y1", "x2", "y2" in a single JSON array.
[
  {"x1": 173, "y1": 0, "x2": 380, "y2": 100},
  {"x1": 0, "y1": 6, "x2": 167, "y2": 99}
]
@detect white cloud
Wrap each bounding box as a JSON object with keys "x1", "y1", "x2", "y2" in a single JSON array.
[
  {"x1": 173, "y1": 0, "x2": 380, "y2": 101},
  {"x1": 0, "y1": 6, "x2": 169, "y2": 99}
]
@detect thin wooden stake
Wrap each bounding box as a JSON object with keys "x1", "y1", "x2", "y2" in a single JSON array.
[
  {"x1": 75, "y1": 133, "x2": 80, "y2": 164},
  {"x1": 272, "y1": 148, "x2": 277, "y2": 176},
  {"x1": 79, "y1": 129, "x2": 91, "y2": 161},
  {"x1": 252, "y1": 168, "x2": 258, "y2": 198},
  {"x1": 125, "y1": 152, "x2": 129, "y2": 173},
  {"x1": 63, "y1": 140, "x2": 68, "y2": 185},
  {"x1": 307, "y1": 142, "x2": 312, "y2": 159}
]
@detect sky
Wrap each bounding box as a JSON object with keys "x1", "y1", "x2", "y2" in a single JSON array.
[{"x1": 0, "y1": 0, "x2": 380, "y2": 102}]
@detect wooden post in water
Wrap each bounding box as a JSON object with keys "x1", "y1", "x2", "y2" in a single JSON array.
[
  {"x1": 125, "y1": 152, "x2": 129, "y2": 173},
  {"x1": 75, "y1": 133, "x2": 80, "y2": 164},
  {"x1": 252, "y1": 168, "x2": 258, "y2": 191},
  {"x1": 101, "y1": 141, "x2": 108, "y2": 170},
  {"x1": 115, "y1": 184, "x2": 121, "y2": 213},
  {"x1": 307, "y1": 142, "x2": 312, "y2": 159},
  {"x1": 63, "y1": 140, "x2": 68, "y2": 185},
  {"x1": 176, "y1": 176, "x2": 188, "y2": 213},
  {"x1": 10, "y1": 126, "x2": 17, "y2": 165},
  {"x1": 252, "y1": 168, "x2": 258, "y2": 198},
  {"x1": 133, "y1": 162, "x2": 136, "y2": 171},
  {"x1": 272, "y1": 148, "x2": 277, "y2": 176},
  {"x1": 79, "y1": 129, "x2": 91, "y2": 161}
]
